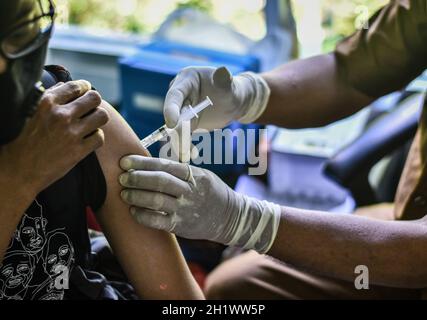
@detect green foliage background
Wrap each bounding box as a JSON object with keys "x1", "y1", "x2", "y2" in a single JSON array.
[
  {"x1": 56, "y1": 0, "x2": 389, "y2": 51},
  {"x1": 56, "y1": 0, "x2": 213, "y2": 34},
  {"x1": 321, "y1": 0, "x2": 387, "y2": 51}
]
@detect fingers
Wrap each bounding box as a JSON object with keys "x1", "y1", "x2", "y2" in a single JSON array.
[
  {"x1": 120, "y1": 155, "x2": 191, "y2": 181},
  {"x1": 131, "y1": 208, "x2": 176, "y2": 232},
  {"x1": 119, "y1": 170, "x2": 191, "y2": 197},
  {"x1": 121, "y1": 189, "x2": 179, "y2": 214},
  {"x1": 48, "y1": 81, "x2": 64, "y2": 90},
  {"x1": 212, "y1": 66, "x2": 233, "y2": 89},
  {"x1": 163, "y1": 87, "x2": 185, "y2": 129},
  {"x1": 46, "y1": 80, "x2": 92, "y2": 105},
  {"x1": 78, "y1": 106, "x2": 109, "y2": 138},
  {"x1": 67, "y1": 90, "x2": 103, "y2": 119},
  {"x1": 120, "y1": 170, "x2": 190, "y2": 196},
  {"x1": 82, "y1": 128, "x2": 105, "y2": 152},
  {"x1": 163, "y1": 73, "x2": 194, "y2": 128}
]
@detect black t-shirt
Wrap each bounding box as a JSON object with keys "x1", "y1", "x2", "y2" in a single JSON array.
[{"x1": 0, "y1": 152, "x2": 106, "y2": 300}]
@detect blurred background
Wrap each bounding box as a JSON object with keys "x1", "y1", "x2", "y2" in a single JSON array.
[{"x1": 54, "y1": 0, "x2": 387, "y2": 56}]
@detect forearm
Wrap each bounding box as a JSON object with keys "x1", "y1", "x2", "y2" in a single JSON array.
[
  {"x1": 268, "y1": 207, "x2": 427, "y2": 288},
  {"x1": 97, "y1": 210, "x2": 203, "y2": 299},
  {"x1": 0, "y1": 176, "x2": 35, "y2": 262},
  {"x1": 96, "y1": 101, "x2": 203, "y2": 299},
  {"x1": 259, "y1": 53, "x2": 374, "y2": 128}
]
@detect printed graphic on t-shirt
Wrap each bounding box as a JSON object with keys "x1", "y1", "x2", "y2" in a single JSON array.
[{"x1": 0, "y1": 200, "x2": 75, "y2": 300}]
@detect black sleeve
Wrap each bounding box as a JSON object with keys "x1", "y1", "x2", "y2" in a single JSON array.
[
  {"x1": 44, "y1": 65, "x2": 74, "y2": 84},
  {"x1": 79, "y1": 152, "x2": 107, "y2": 212}
]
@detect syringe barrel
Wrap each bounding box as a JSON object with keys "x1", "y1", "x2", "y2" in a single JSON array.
[
  {"x1": 140, "y1": 125, "x2": 168, "y2": 148},
  {"x1": 140, "y1": 96, "x2": 213, "y2": 148}
]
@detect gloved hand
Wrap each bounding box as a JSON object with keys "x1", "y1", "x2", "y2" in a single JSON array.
[
  {"x1": 119, "y1": 155, "x2": 281, "y2": 254},
  {"x1": 164, "y1": 66, "x2": 270, "y2": 162}
]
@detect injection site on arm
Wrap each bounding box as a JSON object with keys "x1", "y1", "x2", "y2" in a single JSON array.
[{"x1": 141, "y1": 96, "x2": 213, "y2": 149}]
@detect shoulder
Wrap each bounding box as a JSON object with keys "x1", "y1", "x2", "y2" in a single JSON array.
[
  {"x1": 96, "y1": 101, "x2": 149, "y2": 177},
  {"x1": 97, "y1": 101, "x2": 149, "y2": 161},
  {"x1": 95, "y1": 101, "x2": 149, "y2": 210},
  {"x1": 334, "y1": 0, "x2": 427, "y2": 98}
]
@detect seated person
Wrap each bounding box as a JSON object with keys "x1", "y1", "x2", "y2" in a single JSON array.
[{"x1": 0, "y1": 0, "x2": 203, "y2": 300}]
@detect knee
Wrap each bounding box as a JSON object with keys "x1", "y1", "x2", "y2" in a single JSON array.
[
  {"x1": 204, "y1": 264, "x2": 245, "y2": 299},
  {"x1": 204, "y1": 273, "x2": 224, "y2": 299},
  {"x1": 204, "y1": 251, "x2": 262, "y2": 299}
]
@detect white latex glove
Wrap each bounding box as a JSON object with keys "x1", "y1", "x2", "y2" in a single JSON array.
[
  {"x1": 164, "y1": 66, "x2": 270, "y2": 162},
  {"x1": 119, "y1": 155, "x2": 281, "y2": 254}
]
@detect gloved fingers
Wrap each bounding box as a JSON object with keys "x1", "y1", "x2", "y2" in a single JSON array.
[
  {"x1": 131, "y1": 207, "x2": 176, "y2": 232},
  {"x1": 121, "y1": 189, "x2": 179, "y2": 214},
  {"x1": 119, "y1": 170, "x2": 191, "y2": 196},
  {"x1": 212, "y1": 67, "x2": 233, "y2": 90},
  {"x1": 164, "y1": 73, "x2": 195, "y2": 128},
  {"x1": 120, "y1": 155, "x2": 191, "y2": 182}
]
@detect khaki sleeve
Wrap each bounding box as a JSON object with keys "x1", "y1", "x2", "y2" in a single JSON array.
[{"x1": 335, "y1": 0, "x2": 427, "y2": 98}]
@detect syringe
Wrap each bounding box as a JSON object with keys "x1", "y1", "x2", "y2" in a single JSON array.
[{"x1": 140, "y1": 96, "x2": 213, "y2": 149}]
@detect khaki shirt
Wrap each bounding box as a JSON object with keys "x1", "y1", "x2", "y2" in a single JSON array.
[{"x1": 334, "y1": 0, "x2": 427, "y2": 220}]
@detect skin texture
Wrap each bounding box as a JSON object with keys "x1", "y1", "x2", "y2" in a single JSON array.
[
  {"x1": 269, "y1": 207, "x2": 427, "y2": 289},
  {"x1": 259, "y1": 53, "x2": 374, "y2": 128},
  {"x1": 0, "y1": 58, "x2": 5, "y2": 73},
  {"x1": 0, "y1": 165, "x2": 36, "y2": 263},
  {"x1": 95, "y1": 102, "x2": 203, "y2": 299}
]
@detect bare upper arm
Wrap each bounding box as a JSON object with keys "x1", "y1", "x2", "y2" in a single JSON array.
[{"x1": 94, "y1": 101, "x2": 203, "y2": 299}]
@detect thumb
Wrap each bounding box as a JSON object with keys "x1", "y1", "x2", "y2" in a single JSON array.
[
  {"x1": 163, "y1": 89, "x2": 183, "y2": 129},
  {"x1": 212, "y1": 66, "x2": 233, "y2": 90}
]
